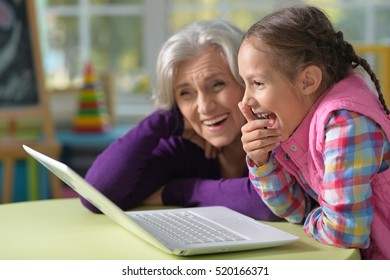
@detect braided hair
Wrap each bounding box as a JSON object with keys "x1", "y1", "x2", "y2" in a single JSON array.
[{"x1": 243, "y1": 5, "x2": 389, "y2": 114}]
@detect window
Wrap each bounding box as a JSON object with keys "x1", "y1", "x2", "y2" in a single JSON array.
[
  {"x1": 39, "y1": 0, "x2": 145, "y2": 93},
  {"x1": 167, "y1": 0, "x2": 390, "y2": 43},
  {"x1": 39, "y1": 0, "x2": 390, "y2": 122}
]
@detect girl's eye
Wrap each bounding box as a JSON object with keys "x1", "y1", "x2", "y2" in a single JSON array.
[{"x1": 253, "y1": 80, "x2": 264, "y2": 88}]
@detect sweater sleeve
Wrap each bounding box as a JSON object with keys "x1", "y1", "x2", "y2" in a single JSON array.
[
  {"x1": 162, "y1": 177, "x2": 281, "y2": 221},
  {"x1": 304, "y1": 110, "x2": 386, "y2": 249},
  {"x1": 81, "y1": 109, "x2": 184, "y2": 212},
  {"x1": 247, "y1": 154, "x2": 311, "y2": 223}
]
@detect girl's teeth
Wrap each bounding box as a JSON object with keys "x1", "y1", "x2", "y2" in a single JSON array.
[
  {"x1": 251, "y1": 108, "x2": 269, "y2": 120},
  {"x1": 256, "y1": 113, "x2": 269, "y2": 119}
]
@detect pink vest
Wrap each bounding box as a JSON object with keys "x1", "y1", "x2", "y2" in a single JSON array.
[{"x1": 274, "y1": 74, "x2": 390, "y2": 259}]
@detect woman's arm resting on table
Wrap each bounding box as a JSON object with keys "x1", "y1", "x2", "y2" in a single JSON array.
[{"x1": 162, "y1": 177, "x2": 282, "y2": 221}]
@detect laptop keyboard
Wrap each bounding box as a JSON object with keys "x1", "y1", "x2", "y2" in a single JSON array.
[{"x1": 135, "y1": 211, "x2": 247, "y2": 244}]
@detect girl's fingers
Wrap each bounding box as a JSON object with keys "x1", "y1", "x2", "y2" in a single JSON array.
[
  {"x1": 242, "y1": 136, "x2": 281, "y2": 153},
  {"x1": 238, "y1": 102, "x2": 257, "y2": 122},
  {"x1": 246, "y1": 142, "x2": 280, "y2": 166},
  {"x1": 241, "y1": 123, "x2": 281, "y2": 143}
]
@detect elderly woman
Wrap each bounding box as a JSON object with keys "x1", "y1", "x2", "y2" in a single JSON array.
[{"x1": 81, "y1": 19, "x2": 279, "y2": 221}]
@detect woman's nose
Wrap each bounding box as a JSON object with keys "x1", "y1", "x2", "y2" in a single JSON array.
[{"x1": 197, "y1": 93, "x2": 215, "y2": 114}]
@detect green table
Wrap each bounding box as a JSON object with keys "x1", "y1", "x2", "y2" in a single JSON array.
[{"x1": 0, "y1": 198, "x2": 360, "y2": 260}]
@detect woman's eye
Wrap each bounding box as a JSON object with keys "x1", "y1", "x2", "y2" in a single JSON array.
[
  {"x1": 212, "y1": 81, "x2": 225, "y2": 91},
  {"x1": 179, "y1": 90, "x2": 190, "y2": 97}
]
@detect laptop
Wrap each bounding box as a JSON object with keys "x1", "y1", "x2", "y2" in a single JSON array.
[{"x1": 23, "y1": 145, "x2": 299, "y2": 256}]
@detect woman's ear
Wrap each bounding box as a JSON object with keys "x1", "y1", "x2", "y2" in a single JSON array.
[{"x1": 299, "y1": 65, "x2": 322, "y2": 96}]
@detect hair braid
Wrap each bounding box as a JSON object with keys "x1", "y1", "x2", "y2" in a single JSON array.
[
  {"x1": 304, "y1": 24, "x2": 351, "y2": 91},
  {"x1": 358, "y1": 57, "x2": 390, "y2": 114},
  {"x1": 336, "y1": 33, "x2": 390, "y2": 114}
]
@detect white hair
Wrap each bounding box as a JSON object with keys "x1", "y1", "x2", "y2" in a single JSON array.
[{"x1": 152, "y1": 19, "x2": 244, "y2": 110}]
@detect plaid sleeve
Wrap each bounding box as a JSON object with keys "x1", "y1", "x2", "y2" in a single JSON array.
[
  {"x1": 304, "y1": 110, "x2": 387, "y2": 248},
  {"x1": 247, "y1": 154, "x2": 310, "y2": 224}
]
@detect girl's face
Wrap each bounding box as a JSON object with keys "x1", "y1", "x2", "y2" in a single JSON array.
[
  {"x1": 173, "y1": 47, "x2": 246, "y2": 149},
  {"x1": 238, "y1": 40, "x2": 312, "y2": 140}
]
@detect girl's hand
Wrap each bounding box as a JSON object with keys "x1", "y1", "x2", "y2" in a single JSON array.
[
  {"x1": 181, "y1": 118, "x2": 217, "y2": 159},
  {"x1": 238, "y1": 102, "x2": 281, "y2": 166}
]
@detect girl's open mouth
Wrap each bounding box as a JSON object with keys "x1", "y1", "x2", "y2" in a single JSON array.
[
  {"x1": 255, "y1": 113, "x2": 270, "y2": 120},
  {"x1": 251, "y1": 109, "x2": 277, "y2": 129}
]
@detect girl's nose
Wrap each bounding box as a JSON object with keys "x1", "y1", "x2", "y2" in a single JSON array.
[{"x1": 241, "y1": 89, "x2": 254, "y2": 107}]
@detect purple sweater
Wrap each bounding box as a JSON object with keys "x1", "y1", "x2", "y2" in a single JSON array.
[{"x1": 81, "y1": 109, "x2": 279, "y2": 221}]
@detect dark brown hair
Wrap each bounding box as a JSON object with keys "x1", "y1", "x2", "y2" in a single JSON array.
[{"x1": 243, "y1": 5, "x2": 389, "y2": 114}]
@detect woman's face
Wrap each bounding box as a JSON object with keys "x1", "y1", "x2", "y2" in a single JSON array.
[
  {"x1": 173, "y1": 47, "x2": 246, "y2": 149},
  {"x1": 238, "y1": 40, "x2": 311, "y2": 140}
]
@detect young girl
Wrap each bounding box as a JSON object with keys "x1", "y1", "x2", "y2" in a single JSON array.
[{"x1": 238, "y1": 5, "x2": 390, "y2": 259}]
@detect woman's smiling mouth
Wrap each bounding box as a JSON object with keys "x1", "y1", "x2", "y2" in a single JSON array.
[{"x1": 202, "y1": 113, "x2": 229, "y2": 127}]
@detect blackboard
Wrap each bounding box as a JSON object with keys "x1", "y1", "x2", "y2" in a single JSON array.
[
  {"x1": 0, "y1": 1, "x2": 61, "y2": 203},
  {"x1": 0, "y1": 0, "x2": 52, "y2": 132},
  {"x1": 0, "y1": 0, "x2": 40, "y2": 108}
]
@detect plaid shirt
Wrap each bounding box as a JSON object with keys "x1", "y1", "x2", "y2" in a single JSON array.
[{"x1": 248, "y1": 109, "x2": 390, "y2": 249}]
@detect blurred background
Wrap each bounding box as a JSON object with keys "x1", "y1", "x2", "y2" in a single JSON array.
[
  {"x1": 1, "y1": 0, "x2": 390, "y2": 202},
  {"x1": 38, "y1": 0, "x2": 390, "y2": 125}
]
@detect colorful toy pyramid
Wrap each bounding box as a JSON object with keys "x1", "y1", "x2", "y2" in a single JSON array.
[{"x1": 73, "y1": 62, "x2": 110, "y2": 133}]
